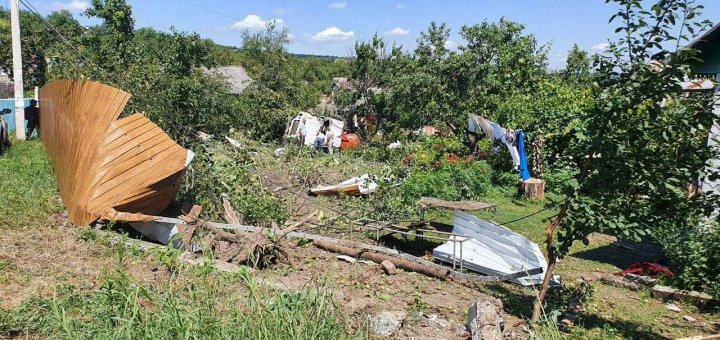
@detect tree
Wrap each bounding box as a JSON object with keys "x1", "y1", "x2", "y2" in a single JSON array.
[
  {"x1": 563, "y1": 43, "x2": 590, "y2": 83},
  {"x1": 531, "y1": 0, "x2": 715, "y2": 322}
]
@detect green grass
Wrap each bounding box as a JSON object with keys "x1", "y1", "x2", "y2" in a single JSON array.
[
  {"x1": 0, "y1": 242, "x2": 354, "y2": 339},
  {"x1": 0, "y1": 139, "x2": 61, "y2": 229}
]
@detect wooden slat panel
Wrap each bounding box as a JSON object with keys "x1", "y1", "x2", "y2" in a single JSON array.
[{"x1": 39, "y1": 80, "x2": 188, "y2": 225}]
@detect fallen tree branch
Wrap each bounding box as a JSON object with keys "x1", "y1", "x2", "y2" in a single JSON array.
[{"x1": 313, "y1": 239, "x2": 453, "y2": 280}]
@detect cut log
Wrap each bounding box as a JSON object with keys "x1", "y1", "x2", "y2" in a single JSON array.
[
  {"x1": 519, "y1": 178, "x2": 545, "y2": 199},
  {"x1": 312, "y1": 240, "x2": 452, "y2": 280}
]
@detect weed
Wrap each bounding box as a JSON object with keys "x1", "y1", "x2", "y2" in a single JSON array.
[
  {"x1": 0, "y1": 139, "x2": 62, "y2": 229},
  {"x1": 77, "y1": 226, "x2": 98, "y2": 242}
]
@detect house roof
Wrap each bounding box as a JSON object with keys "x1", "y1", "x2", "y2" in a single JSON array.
[
  {"x1": 686, "y1": 23, "x2": 720, "y2": 50},
  {"x1": 203, "y1": 66, "x2": 253, "y2": 94}
]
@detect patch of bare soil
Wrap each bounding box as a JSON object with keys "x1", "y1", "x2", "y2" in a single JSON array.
[
  {"x1": 256, "y1": 242, "x2": 529, "y2": 339},
  {"x1": 0, "y1": 219, "x2": 165, "y2": 309}
]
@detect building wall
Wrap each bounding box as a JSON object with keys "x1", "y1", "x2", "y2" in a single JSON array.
[{"x1": 693, "y1": 42, "x2": 720, "y2": 74}]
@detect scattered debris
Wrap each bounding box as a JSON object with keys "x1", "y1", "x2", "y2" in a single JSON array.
[
  {"x1": 652, "y1": 284, "x2": 716, "y2": 307},
  {"x1": 284, "y1": 111, "x2": 344, "y2": 148},
  {"x1": 387, "y1": 140, "x2": 402, "y2": 149},
  {"x1": 370, "y1": 311, "x2": 406, "y2": 337},
  {"x1": 197, "y1": 131, "x2": 213, "y2": 141},
  {"x1": 666, "y1": 303, "x2": 682, "y2": 313},
  {"x1": 684, "y1": 315, "x2": 697, "y2": 322},
  {"x1": 221, "y1": 194, "x2": 241, "y2": 225},
  {"x1": 418, "y1": 196, "x2": 496, "y2": 212},
  {"x1": 340, "y1": 133, "x2": 361, "y2": 150},
  {"x1": 616, "y1": 262, "x2": 674, "y2": 278},
  {"x1": 41, "y1": 80, "x2": 195, "y2": 231},
  {"x1": 225, "y1": 136, "x2": 242, "y2": 148},
  {"x1": 467, "y1": 297, "x2": 504, "y2": 340},
  {"x1": 309, "y1": 174, "x2": 377, "y2": 196},
  {"x1": 677, "y1": 334, "x2": 720, "y2": 340},
  {"x1": 380, "y1": 260, "x2": 397, "y2": 275},
  {"x1": 432, "y1": 211, "x2": 550, "y2": 285},
  {"x1": 413, "y1": 125, "x2": 436, "y2": 136},
  {"x1": 336, "y1": 255, "x2": 356, "y2": 263},
  {"x1": 273, "y1": 147, "x2": 286, "y2": 157},
  {"x1": 313, "y1": 240, "x2": 452, "y2": 279}
]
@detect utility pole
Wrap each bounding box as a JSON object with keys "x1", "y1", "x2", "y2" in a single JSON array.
[{"x1": 10, "y1": 0, "x2": 26, "y2": 140}]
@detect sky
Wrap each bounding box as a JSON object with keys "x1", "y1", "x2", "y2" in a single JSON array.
[{"x1": 18, "y1": 0, "x2": 720, "y2": 69}]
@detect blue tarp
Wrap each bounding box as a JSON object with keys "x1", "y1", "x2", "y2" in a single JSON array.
[
  {"x1": 0, "y1": 99, "x2": 36, "y2": 137},
  {"x1": 517, "y1": 130, "x2": 531, "y2": 181}
]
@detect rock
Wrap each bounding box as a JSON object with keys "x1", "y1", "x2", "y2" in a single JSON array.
[
  {"x1": 652, "y1": 284, "x2": 716, "y2": 307},
  {"x1": 683, "y1": 315, "x2": 697, "y2": 322},
  {"x1": 380, "y1": 260, "x2": 397, "y2": 275},
  {"x1": 666, "y1": 303, "x2": 682, "y2": 313},
  {"x1": 424, "y1": 313, "x2": 451, "y2": 329},
  {"x1": 273, "y1": 147, "x2": 286, "y2": 157},
  {"x1": 467, "y1": 297, "x2": 504, "y2": 340},
  {"x1": 370, "y1": 311, "x2": 406, "y2": 337}
]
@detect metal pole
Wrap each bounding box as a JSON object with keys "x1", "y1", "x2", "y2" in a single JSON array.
[{"x1": 10, "y1": 0, "x2": 25, "y2": 140}]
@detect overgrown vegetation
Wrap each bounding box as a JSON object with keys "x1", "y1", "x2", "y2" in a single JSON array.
[
  {"x1": 0, "y1": 139, "x2": 61, "y2": 228},
  {"x1": 0, "y1": 244, "x2": 351, "y2": 339}
]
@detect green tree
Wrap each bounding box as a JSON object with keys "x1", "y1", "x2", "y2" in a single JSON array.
[
  {"x1": 563, "y1": 43, "x2": 591, "y2": 83},
  {"x1": 531, "y1": 0, "x2": 715, "y2": 322}
]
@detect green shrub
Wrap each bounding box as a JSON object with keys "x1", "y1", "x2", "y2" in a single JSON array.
[
  {"x1": 400, "y1": 161, "x2": 492, "y2": 203},
  {"x1": 184, "y1": 139, "x2": 288, "y2": 227},
  {"x1": 655, "y1": 223, "x2": 720, "y2": 299}
]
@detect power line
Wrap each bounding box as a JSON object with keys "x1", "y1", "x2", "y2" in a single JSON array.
[
  {"x1": 18, "y1": 0, "x2": 128, "y2": 88},
  {"x1": 175, "y1": 0, "x2": 347, "y2": 57}
]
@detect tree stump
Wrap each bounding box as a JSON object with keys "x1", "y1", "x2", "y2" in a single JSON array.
[{"x1": 519, "y1": 178, "x2": 545, "y2": 199}]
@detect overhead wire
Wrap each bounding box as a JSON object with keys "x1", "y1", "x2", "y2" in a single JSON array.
[
  {"x1": 175, "y1": 0, "x2": 347, "y2": 57},
  {"x1": 18, "y1": 0, "x2": 129, "y2": 88},
  {"x1": 19, "y1": 0, "x2": 562, "y2": 229}
]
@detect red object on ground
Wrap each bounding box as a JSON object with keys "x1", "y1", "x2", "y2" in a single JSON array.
[
  {"x1": 615, "y1": 262, "x2": 674, "y2": 277},
  {"x1": 340, "y1": 133, "x2": 361, "y2": 150},
  {"x1": 445, "y1": 153, "x2": 460, "y2": 164}
]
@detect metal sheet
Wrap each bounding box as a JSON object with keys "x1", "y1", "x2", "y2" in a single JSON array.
[{"x1": 433, "y1": 210, "x2": 548, "y2": 285}]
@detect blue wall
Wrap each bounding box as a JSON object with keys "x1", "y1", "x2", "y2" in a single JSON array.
[{"x1": 0, "y1": 99, "x2": 35, "y2": 136}]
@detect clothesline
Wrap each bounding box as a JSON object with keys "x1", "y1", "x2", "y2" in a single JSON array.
[{"x1": 468, "y1": 114, "x2": 531, "y2": 181}]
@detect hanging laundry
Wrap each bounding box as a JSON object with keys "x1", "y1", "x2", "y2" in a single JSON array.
[
  {"x1": 517, "y1": 130, "x2": 531, "y2": 181},
  {"x1": 503, "y1": 130, "x2": 520, "y2": 168}
]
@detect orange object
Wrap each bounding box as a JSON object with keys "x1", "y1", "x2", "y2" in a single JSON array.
[
  {"x1": 340, "y1": 133, "x2": 361, "y2": 150},
  {"x1": 39, "y1": 80, "x2": 190, "y2": 225}
]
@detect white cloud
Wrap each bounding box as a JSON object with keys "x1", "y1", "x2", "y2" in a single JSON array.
[
  {"x1": 230, "y1": 14, "x2": 284, "y2": 30},
  {"x1": 312, "y1": 26, "x2": 355, "y2": 42},
  {"x1": 328, "y1": 2, "x2": 347, "y2": 9},
  {"x1": 592, "y1": 42, "x2": 609, "y2": 51},
  {"x1": 385, "y1": 27, "x2": 409, "y2": 36},
  {"x1": 444, "y1": 40, "x2": 456, "y2": 50},
  {"x1": 395, "y1": 3, "x2": 406, "y2": 9},
  {"x1": 52, "y1": 0, "x2": 89, "y2": 12}
]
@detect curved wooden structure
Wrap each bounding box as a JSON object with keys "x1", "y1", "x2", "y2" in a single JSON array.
[{"x1": 39, "y1": 80, "x2": 190, "y2": 226}]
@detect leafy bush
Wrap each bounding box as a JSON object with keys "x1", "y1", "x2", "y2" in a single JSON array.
[
  {"x1": 400, "y1": 161, "x2": 492, "y2": 203},
  {"x1": 655, "y1": 224, "x2": 720, "y2": 299},
  {"x1": 184, "y1": 138, "x2": 288, "y2": 227}
]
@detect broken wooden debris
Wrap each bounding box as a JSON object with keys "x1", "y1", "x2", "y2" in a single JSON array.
[
  {"x1": 221, "y1": 194, "x2": 241, "y2": 225},
  {"x1": 39, "y1": 80, "x2": 192, "y2": 226},
  {"x1": 313, "y1": 240, "x2": 452, "y2": 279},
  {"x1": 418, "y1": 197, "x2": 496, "y2": 211},
  {"x1": 134, "y1": 216, "x2": 542, "y2": 283},
  {"x1": 677, "y1": 334, "x2": 720, "y2": 340},
  {"x1": 652, "y1": 284, "x2": 716, "y2": 307},
  {"x1": 433, "y1": 211, "x2": 550, "y2": 286},
  {"x1": 309, "y1": 174, "x2": 377, "y2": 196}
]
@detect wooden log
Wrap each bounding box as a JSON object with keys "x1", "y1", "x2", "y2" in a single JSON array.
[
  {"x1": 519, "y1": 178, "x2": 545, "y2": 199},
  {"x1": 313, "y1": 239, "x2": 452, "y2": 280}
]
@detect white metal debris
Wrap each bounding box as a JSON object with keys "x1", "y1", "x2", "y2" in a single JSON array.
[{"x1": 433, "y1": 210, "x2": 549, "y2": 286}]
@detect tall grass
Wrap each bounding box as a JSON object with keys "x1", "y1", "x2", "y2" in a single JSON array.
[
  {"x1": 0, "y1": 253, "x2": 352, "y2": 339},
  {"x1": 0, "y1": 139, "x2": 61, "y2": 229}
]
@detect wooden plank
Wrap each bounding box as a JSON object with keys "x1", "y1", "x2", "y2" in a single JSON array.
[
  {"x1": 419, "y1": 197, "x2": 496, "y2": 211},
  {"x1": 39, "y1": 80, "x2": 188, "y2": 225}
]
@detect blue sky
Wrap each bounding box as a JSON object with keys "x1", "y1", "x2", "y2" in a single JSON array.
[{"x1": 23, "y1": 0, "x2": 720, "y2": 68}]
